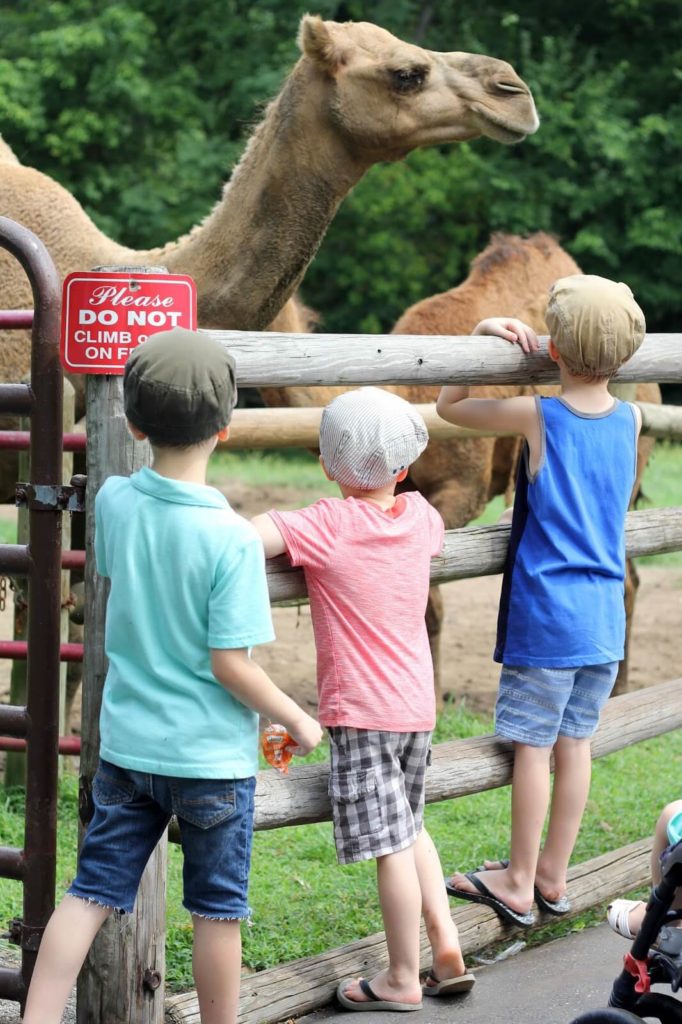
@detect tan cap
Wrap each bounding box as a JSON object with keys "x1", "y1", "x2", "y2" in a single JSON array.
[{"x1": 545, "y1": 274, "x2": 646, "y2": 377}]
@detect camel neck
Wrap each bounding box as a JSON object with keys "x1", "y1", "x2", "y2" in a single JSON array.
[{"x1": 160, "y1": 62, "x2": 368, "y2": 330}]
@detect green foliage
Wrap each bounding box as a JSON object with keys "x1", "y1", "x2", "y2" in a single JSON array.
[{"x1": 0, "y1": 2, "x2": 680, "y2": 334}]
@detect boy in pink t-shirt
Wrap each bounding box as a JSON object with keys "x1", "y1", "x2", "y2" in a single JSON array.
[{"x1": 252, "y1": 387, "x2": 474, "y2": 1012}]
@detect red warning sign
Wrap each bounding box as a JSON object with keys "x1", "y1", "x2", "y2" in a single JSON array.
[{"x1": 60, "y1": 271, "x2": 197, "y2": 374}]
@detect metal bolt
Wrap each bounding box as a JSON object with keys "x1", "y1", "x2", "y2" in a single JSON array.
[{"x1": 143, "y1": 968, "x2": 162, "y2": 991}]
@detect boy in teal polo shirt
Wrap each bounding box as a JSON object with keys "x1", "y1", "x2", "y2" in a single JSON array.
[{"x1": 23, "y1": 328, "x2": 322, "y2": 1024}]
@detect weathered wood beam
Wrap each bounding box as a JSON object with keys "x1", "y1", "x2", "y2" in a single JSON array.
[
  {"x1": 208, "y1": 332, "x2": 681, "y2": 386},
  {"x1": 165, "y1": 839, "x2": 651, "y2": 1024},
  {"x1": 223, "y1": 399, "x2": 682, "y2": 449},
  {"x1": 252, "y1": 677, "x2": 682, "y2": 831},
  {"x1": 265, "y1": 506, "x2": 682, "y2": 604}
]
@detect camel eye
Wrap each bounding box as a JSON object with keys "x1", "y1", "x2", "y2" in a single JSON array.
[{"x1": 390, "y1": 67, "x2": 427, "y2": 93}]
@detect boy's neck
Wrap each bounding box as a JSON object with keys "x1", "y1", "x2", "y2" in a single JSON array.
[
  {"x1": 337, "y1": 480, "x2": 400, "y2": 511},
  {"x1": 559, "y1": 366, "x2": 615, "y2": 413},
  {"x1": 150, "y1": 442, "x2": 215, "y2": 486}
]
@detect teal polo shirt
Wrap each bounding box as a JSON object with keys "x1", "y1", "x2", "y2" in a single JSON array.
[{"x1": 95, "y1": 467, "x2": 275, "y2": 778}]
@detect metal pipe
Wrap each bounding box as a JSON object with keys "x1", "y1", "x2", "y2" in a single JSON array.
[
  {"x1": 0, "y1": 703, "x2": 29, "y2": 738},
  {"x1": 0, "y1": 846, "x2": 25, "y2": 880},
  {"x1": 0, "y1": 640, "x2": 83, "y2": 662},
  {"x1": 0, "y1": 544, "x2": 31, "y2": 575},
  {"x1": 0, "y1": 735, "x2": 81, "y2": 756},
  {"x1": 0, "y1": 309, "x2": 33, "y2": 328},
  {"x1": 0, "y1": 215, "x2": 63, "y2": 1000}
]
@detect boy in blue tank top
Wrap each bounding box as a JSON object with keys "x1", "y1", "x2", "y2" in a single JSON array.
[
  {"x1": 23, "y1": 328, "x2": 322, "y2": 1024},
  {"x1": 436, "y1": 275, "x2": 645, "y2": 928}
]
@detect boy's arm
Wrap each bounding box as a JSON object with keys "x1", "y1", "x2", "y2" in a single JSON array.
[
  {"x1": 436, "y1": 317, "x2": 539, "y2": 437},
  {"x1": 211, "y1": 648, "x2": 323, "y2": 754},
  {"x1": 251, "y1": 513, "x2": 287, "y2": 558}
]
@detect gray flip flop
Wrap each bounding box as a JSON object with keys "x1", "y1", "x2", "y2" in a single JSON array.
[
  {"x1": 422, "y1": 968, "x2": 476, "y2": 997},
  {"x1": 337, "y1": 978, "x2": 423, "y2": 1012}
]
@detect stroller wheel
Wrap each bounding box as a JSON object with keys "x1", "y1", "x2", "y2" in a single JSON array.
[{"x1": 569, "y1": 1011, "x2": 643, "y2": 1023}]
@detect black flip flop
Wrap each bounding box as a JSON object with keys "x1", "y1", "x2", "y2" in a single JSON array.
[
  {"x1": 475, "y1": 859, "x2": 571, "y2": 916},
  {"x1": 533, "y1": 888, "x2": 571, "y2": 916},
  {"x1": 445, "y1": 872, "x2": 536, "y2": 928}
]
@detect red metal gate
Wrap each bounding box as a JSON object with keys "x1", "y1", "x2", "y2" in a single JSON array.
[{"x1": 0, "y1": 216, "x2": 66, "y2": 1007}]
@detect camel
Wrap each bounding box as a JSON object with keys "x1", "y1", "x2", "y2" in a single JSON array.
[
  {"x1": 263, "y1": 232, "x2": 660, "y2": 697},
  {"x1": 0, "y1": 13, "x2": 538, "y2": 504}
]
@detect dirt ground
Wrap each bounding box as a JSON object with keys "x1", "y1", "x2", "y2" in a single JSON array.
[{"x1": 0, "y1": 486, "x2": 680, "y2": 727}]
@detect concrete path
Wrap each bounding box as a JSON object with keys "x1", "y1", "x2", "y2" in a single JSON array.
[
  {"x1": 1, "y1": 923, "x2": 678, "y2": 1023},
  {"x1": 296, "y1": 924, "x2": 678, "y2": 1024}
]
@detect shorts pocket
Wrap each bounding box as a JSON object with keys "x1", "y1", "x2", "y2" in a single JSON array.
[
  {"x1": 93, "y1": 762, "x2": 136, "y2": 807},
  {"x1": 329, "y1": 768, "x2": 382, "y2": 835},
  {"x1": 173, "y1": 779, "x2": 237, "y2": 830}
]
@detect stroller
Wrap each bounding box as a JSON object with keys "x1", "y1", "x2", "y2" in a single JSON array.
[{"x1": 570, "y1": 839, "x2": 682, "y2": 1023}]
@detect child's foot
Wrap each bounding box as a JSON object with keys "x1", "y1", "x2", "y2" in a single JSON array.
[
  {"x1": 607, "y1": 899, "x2": 646, "y2": 939},
  {"x1": 423, "y1": 949, "x2": 475, "y2": 996},
  {"x1": 447, "y1": 868, "x2": 533, "y2": 916},
  {"x1": 445, "y1": 868, "x2": 536, "y2": 927},
  {"x1": 337, "y1": 970, "x2": 422, "y2": 1010},
  {"x1": 480, "y1": 859, "x2": 569, "y2": 912}
]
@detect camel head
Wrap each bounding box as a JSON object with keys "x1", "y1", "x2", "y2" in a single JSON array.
[{"x1": 298, "y1": 16, "x2": 539, "y2": 162}]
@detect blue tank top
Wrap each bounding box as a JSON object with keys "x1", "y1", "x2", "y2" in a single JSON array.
[{"x1": 495, "y1": 396, "x2": 638, "y2": 667}]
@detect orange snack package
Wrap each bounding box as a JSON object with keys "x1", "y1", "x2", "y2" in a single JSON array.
[{"x1": 262, "y1": 723, "x2": 296, "y2": 774}]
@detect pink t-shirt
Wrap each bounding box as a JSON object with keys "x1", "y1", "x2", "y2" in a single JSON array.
[{"x1": 269, "y1": 492, "x2": 444, "y2": 732}]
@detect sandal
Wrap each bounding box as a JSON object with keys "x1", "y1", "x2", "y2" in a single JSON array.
[{"x1": 607, "y1": 899, "x2": 645, "y2": 939}]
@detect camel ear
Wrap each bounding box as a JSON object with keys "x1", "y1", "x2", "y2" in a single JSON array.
[{"x1": 298, "y1": 15, "x2": 347, "y2": 72}]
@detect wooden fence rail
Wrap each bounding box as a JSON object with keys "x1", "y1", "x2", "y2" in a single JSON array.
[
  {"x1": 224, "y1": 399, "x2": 682, "y2": 449},
  {"x1": 266, "y1": 506, "x2": 682, "y2": 604},
  {"x1": 210, "y1": 331, "x2": 682, "y2": 387},
  {"x1": 253, "y1": 677, "x2": 682, "y2": 829}
]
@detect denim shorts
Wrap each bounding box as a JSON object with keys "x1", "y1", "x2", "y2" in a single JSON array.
[
  {"x1": 495, "y1": 662, "x2": 619, "y2": 747},
  {"x1": 68, "y1": 759, "x2": 256, "y2": 919},
  {"x1": 327, "y1": 727, "x2": 431, "y2": 865}
]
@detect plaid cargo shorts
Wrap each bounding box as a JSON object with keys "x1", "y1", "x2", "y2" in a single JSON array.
[{"x1": 327, "y1": 726, "x2": 432, "y2": 865}]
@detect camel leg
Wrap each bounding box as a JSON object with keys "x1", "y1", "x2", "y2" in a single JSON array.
[
  {"x1": 612, "y1": 558, "x2": 639, "y2": 696},
  {"x1": 426, "y1": 586, "x2": 444, "y2": 710}
]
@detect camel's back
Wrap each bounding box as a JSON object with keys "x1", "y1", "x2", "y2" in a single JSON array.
[
  {"x1": 0, "y1": 164, "x2": 135, "y2": 304},
  {"x1": 394, "y1": 233, "x2": 580, "y2": 338}
]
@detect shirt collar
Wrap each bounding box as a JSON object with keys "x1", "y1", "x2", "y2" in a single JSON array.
[{"x1": 130, "y1": 466, "x2": 229, "y2": 509}]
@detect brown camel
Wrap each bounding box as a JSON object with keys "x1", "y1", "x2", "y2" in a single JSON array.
[
  {"x1": 264, "y1": 232, "x2": 659, "y2": 697},
  {"x1": 0, "y1": 13, "x2": 538, "y2": 501}
]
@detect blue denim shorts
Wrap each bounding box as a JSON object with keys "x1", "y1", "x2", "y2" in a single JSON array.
[
  {"x1": 495, "y1": 662, "x2": 619, "y2": 747},
  {"x1": 68, "y1": 759, "x2": 256, "y2": 919}
]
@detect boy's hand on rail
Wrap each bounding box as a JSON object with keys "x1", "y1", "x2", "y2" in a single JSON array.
[{"x1": 474, "y1": 317, "x2": 539, "y2": 354}]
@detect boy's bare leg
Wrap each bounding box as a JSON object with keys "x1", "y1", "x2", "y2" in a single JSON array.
[
  {"x1": 448, "y1": 742, "x2": 551, "y2": 914},
  {"x1": 536, "y1": 735, "x2": 592, "y2": 900},
  {"x1": 414, "y1": 829, "x2": 467, "y2": 985},
  {"x1": 340, "y1": 846, "x2": 422, "y2": 1005},
  {"x1": 22, "y1": 896, "x2": 112, "y2": 1024},
  {"x1": 192, "y1": 916, "x2": 242, "y2": 1024}
]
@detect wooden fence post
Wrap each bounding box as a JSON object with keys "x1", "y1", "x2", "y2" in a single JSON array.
[{"x1": 79, "y1": 269, "x2": 167, "y2": 1024}]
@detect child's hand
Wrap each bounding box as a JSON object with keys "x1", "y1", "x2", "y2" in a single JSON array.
[
  {"x1": 474, "y1": 317, "x2": 539, "y2": 354},
  {"x1": 286, "y1": 712, "x2": 324, "y2": 757}
]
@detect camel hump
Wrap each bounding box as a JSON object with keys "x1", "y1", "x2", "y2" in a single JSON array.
[{"x1": 0, "y1": 136, "x2": 20, "y2": 165}]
